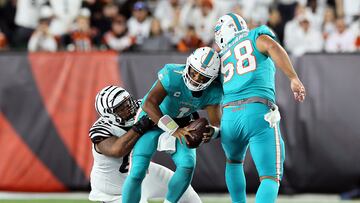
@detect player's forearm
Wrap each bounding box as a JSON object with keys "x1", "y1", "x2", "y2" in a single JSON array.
[
  {"x1": 97, "y1": 130, "x2": 141, "y2": 157},
  {"x1": 268, "y1": 43, "x2": 299, "y2": 80},
  {"x1": 112, "y1": 129, "x2": 142, "y2": 157},
  {"x1": 143, "y1": 98, "x2": 163, "y2": 124},
  {"x1": 205, "y1": 105, "x2": 221, "y2": 127}
]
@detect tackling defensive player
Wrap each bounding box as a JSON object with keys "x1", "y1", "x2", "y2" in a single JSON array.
[
  {"x1": 214, "y1": 13, "x2": 306, "y2": 203},
  {"x1": 88, "y1": 85, "x2": 201, "y2": 203},
  {"x1": 122, "y1": 47, "x2": 222, "y2": 203}
]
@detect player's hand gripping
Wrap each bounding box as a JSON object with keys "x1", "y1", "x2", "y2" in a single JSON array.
[
  {"x1": 172, "y1": 127, "x2": 195, "y2": 145},
  {"x1": 132, "y1": 115, "x2": 155, "y2": 135},
  {"x1": 290, "y1": 77, "x2": 306, "y2": 102},
  {"x1": 202, "y1": 125, "x2": 214, "y2": 143}
]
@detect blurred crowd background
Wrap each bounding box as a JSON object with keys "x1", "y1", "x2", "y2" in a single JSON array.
[{"x1": 0, "y1": 0, "x2": 359, "y2": 56}]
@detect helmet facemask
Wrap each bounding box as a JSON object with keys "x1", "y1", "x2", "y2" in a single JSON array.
[
  {"x1": 183, "y1": 63, "x2": 214, "y2": 91},
  {"x1": 112, "y1": 95, "x2": 138, "y2": 126},
  {"x1": 182, "y1": 47, "x2": 220, "y2": 92}
]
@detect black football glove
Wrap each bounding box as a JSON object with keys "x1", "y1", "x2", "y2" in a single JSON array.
[{"x1": 132, "y1": 115, "x2": 155, "y2": 135}]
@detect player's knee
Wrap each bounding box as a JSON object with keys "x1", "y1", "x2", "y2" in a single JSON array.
[
  {"x1": 259, "y1": 176, "x2": 280, "y2": 184},
  {"x1": 129, "y1": 156, "x2": 150, "y2": 180},
  {"x1": 174, "y1": 163, "x2": 195, "y2": 179},
  {"x1": 224, "y1": 150, "x2": 244, "y2": 162},
  {"x1": 128, "y1": 166, "x2": 147, "y2": 181}
]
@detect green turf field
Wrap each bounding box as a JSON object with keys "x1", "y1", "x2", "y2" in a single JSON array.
[
  {"x1": 0, "y1": 195, "x2": 360, "y2": 203},
  {"x1": 0, "y1": 201, "x2": 91, "y2": 203}
]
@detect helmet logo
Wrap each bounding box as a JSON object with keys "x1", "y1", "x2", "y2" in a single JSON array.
[
  {"x1": 215, "y1": 23, "x2": 222, "y2": 32},
  {"x1": 201, "y1": 49, "x2": 215, "y2": 68}
]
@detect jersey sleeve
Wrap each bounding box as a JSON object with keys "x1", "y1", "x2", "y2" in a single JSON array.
[
  {"x1": 157, "y1": 64, "x2": 172, "y2": 93},
  {"x1": 89, "y1": 118, "x2": 113, "y2": 144},
  {"x1": 254, "y1": 25, "x2": 277, "y2": 41}
]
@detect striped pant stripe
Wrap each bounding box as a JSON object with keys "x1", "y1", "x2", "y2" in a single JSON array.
[{"x1": 274, "y1": 124, "x2": 281, "y2": 184}]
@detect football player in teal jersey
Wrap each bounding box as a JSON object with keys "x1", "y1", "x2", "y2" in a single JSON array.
[
  {"x1": 214, "y1": 13, "x2": 306, "y2": 203},
  {"x1": 122, "y1": 47, "x2": 223, "y2": 203}
]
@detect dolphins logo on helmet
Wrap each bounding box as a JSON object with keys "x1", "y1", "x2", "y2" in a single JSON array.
[{"x1": 215, "y1": 13, "x2": 249, "y2": 49}]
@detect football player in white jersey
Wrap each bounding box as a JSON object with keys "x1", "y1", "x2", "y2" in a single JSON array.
[{"x1": 88, "y1": 85, "x2": 202, "y2": 203}]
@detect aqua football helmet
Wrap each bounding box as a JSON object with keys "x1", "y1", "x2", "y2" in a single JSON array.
[{"x1": 214, "y1": 13, "x2": 249, "y2": 49}]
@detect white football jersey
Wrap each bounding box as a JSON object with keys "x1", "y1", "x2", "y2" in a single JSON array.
[
  {"x1": 89, "y1": 117, "x2": 130, "y2": 201},
  {"x1": 88, "y1": 117, "x2": 202, "y2": 203}
]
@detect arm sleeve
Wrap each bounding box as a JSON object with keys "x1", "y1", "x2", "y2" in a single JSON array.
[
  {"x1": 89, "y1": 120, "x2": 113, "y2": 144},
  {"x1": 254, "y1": 25, "x2": 277, "y2": 41},
  {"x1": 157, "y1": 65, "x2": 172, "y2": 93}
]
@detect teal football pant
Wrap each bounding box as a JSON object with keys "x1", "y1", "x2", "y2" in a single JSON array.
[
  {"x1": 122, "y1": 128, "x2": 196, "y2": 203},
  {"x1": 221, "y1": 103, "x2": 285, "y2": 203}
]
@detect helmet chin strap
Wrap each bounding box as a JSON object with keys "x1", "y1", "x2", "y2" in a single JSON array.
[{"x1": 191, "y1": 91, "x2": 203, "y2": 98}]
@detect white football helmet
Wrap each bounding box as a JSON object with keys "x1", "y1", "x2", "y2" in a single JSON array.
[
  {"x1": 214, "y1": 13, "x2": 249, "y2": 49},
  {"x1": 183, "y1": 47, "x2": 220, "y2": 91},
  {"x1": 95, "y1": 85, "x2": 138, "y2": 127}
]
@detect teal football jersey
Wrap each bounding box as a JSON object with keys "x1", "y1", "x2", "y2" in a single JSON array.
[
  {"x1": 142, "y1": 64, "x2": 222, "y2": 118},
  {"x1": 219, "y1": 25, "x2": 277, "y2": 104}
]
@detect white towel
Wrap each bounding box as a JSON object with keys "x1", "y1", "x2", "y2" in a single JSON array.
[
  {"x1": 157, "y1": 132, "x2": 176, "y2": 154},
  {"x1": 264, "y1": 104, "x2": 281, "y2": 128}
]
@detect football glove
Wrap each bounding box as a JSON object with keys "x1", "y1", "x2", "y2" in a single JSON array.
[{"x1": 132, "y1": 115, "x2": 155, "y2": 135}]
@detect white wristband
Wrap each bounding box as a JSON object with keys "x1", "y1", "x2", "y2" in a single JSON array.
[
  {"x1": 157, "y1": 115, "x2": 179, "y2": 135},
  {"x1": 211, "y1": 126, "x2": 220, "y2": 139}
]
